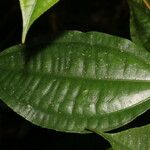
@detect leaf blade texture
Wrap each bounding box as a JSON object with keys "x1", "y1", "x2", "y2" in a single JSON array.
[
  {"x1": 0, "y1": 31, "x2": 150, "y2": 133},
  {"x1": 96, "y1": 124, "x2": 150, "y2": 150},
  {"x1": 128, "y1": 0, "x2": 150, "y2": 51}
]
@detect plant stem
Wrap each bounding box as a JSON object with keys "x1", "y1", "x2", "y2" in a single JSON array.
[{"x1": 143, "y1": 0, "x2": 150, "y2": 10}]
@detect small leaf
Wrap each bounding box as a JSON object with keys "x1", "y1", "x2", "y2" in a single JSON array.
[
  {"x1": 0, "y1": 31, "x2": 150, "y2": 133},
  {"x1": 19, "y1": 0, "x2": 59, "y2": 43},
  {"x1": 95, "y1": 124, "x2": 150, "y2": 150},
  {"x1": 128, "y1": 0, "x2": 150, "y2": 51}
]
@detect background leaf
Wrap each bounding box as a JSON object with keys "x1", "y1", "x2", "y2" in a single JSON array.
[
  {"x1": 128, "y1": 0, "x2": 150, "y2": 51},
  {"x1": 95, "y1": 124, "x2": 150, "y2": 150},
  {"x1": 0, "y1": 31, "x2": 150, "y2": 133},
  {"x1": 19, "y1": 0, "x2": 59, "y2": 43}
]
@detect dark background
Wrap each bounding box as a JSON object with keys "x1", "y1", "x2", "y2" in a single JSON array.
[
  {"x1": 0, "y1": 0, "x2": 149, "y2": 149},
  {"x1": 0, "y1": 0, "x2": 130, "y2": 50}
]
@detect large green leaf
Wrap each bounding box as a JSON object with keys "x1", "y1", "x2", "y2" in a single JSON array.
[
  {"x1": 95, "y1": 124, "x2": 150, "y2": 150},
  {"x1": 19, "y1": 0, "x2": 59, "y2": 43},
  {"x1": 0, "y1": 31, "x2": 150, "y2": 133},
  {"x1": 128, "y1": 0, "x2": 150, "y2": 51}
]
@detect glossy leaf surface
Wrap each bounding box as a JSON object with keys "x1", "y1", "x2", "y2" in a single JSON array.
[
  {"x1": 128, "y1": 0, "x2": 150, "y2": 51},
  {"x1": 19, "y1": 0, "x2": 59, "y2": 43},
  {"x1": 0, "y1": 31, "x2": 150, "y2": 133},
  {"x1": 96, "y1": 124, "x2": 150, "y2": 150}
]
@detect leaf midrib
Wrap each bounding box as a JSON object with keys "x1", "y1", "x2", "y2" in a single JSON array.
[
  {"x1": 23, "y1": 0, "x2": 37, "y2": 31},
  {"x1": 0, "y1": 68, "x2": 150, "y2": 83}
]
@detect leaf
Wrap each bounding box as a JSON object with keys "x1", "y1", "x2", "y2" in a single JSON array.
[
  {"x1": 95, "y1": 124, "x2": 150, "y2": 150},
  {"x1": 0, "y1": 31, "x2": 150, "y2": 133},
  {"x1": 19, "y1": 0, "x2": 59, "y2": 43},
  {"x1": 128, "y1": 0, "x2": 150, "y2": 51}
]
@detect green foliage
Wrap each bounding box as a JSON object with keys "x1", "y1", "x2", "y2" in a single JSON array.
[
  {"x1": 19, "y1": 0, "x2": 59, "y2": 43},
  {"x1": 129, "y1": 0, "x2": 150, "y2": 51},
  {"x1": 0, "y1": 0, "x2": 150, "y2": 149},
  {"x1": 95, "y1": 124, "x2": 150, "y2": 150},
  {"x1": 0, "y1": 31, "x2": 150, "y2": 133}
]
